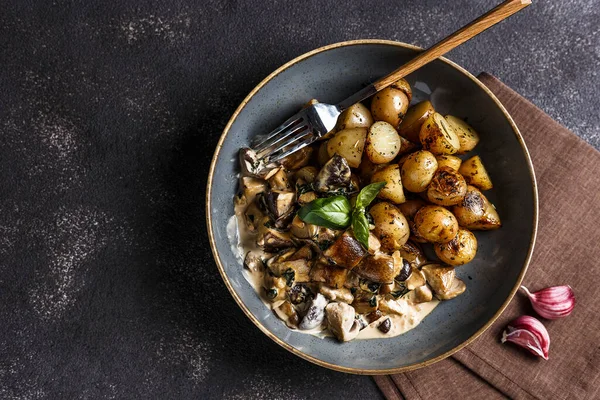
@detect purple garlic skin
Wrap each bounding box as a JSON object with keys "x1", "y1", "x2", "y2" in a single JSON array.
[
  {"x1": 501, "y1": 315, "x2": 550, "y2": 360},
  {"x1": 521, "y1": 285, "x2": 576, "y2": 320}
]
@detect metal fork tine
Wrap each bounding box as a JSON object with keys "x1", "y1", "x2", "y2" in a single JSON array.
[
  {"x1": 253, "y1": 114, "x2": 304, "y2": 152},
  {"x1": 258, "y1": 124, "x2": 309, "y2": 157},
  {"x1": 267, "y1": 131, "x2": 315, "y2": 164}
]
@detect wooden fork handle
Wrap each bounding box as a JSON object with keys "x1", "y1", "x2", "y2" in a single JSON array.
[{"x1": 373, "y1": 0, "x2": 531, "y2": 91}]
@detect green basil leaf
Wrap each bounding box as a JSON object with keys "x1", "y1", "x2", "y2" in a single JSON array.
[
  {"x1": 355, "y1": 181, "x2": 386, "y2": 210},
  {"x1": 298, "y1": 195, "x2": 351, "y2": 229},
  {"x1": 352, "y1": 210, "x2": 370, "y2": 249}
]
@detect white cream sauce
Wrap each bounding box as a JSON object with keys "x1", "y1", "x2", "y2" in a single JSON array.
[{"x1": 228, "y1": 204, "x2": 439, "y2": 340}]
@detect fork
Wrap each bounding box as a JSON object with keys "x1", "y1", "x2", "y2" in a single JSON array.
[{"x1": 248, "y1": 0, "x2": 531, "y2": 172}]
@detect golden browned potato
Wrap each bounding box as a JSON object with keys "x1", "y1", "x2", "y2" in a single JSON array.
[
  {"x1": 354, "y1": 253, "x2": 401, "y2": 283},
  {"x1": 414, "y1": 205, "x2": 459, "y2": 243},
  {"x1": 326, "y1": 128, "x2": 367, "y2": 168},
  {"x1": 397, "y1": 198, "x2": 427, "y2": 220},
  {"x1": 366, "y1": 121, "x2": 402, "y2": 164},
  {"x1": 445, "y1": 115, "x2": 480, "y2": 154},
  {"x1": 370, "y1": 79, "x2": 411, "y2": 128},
  {"x1": 452, "y1": 185, "x2": 501, "y2": 230},
  {"x1": 459, "y1": 155, "x2": 493, "y2": 191},
  {"x1": 317, "y1": 140, "x2": 330, "y2": 166},
  {"x1": 398, "y1": 135, "x2": 419, "y2": 155},
  {"x1": 357, "y1": 155, "x2": 380, "y2": 182},
  {"x1": 400, "y1": 150, "x2": 438, "y2": 193},
  {"x1": 435, "y1": 155, "x2": 462, "y2": 171},
  {"x1": 419, "y1": 113, "x2": 460, "y2": 155},
  {"x1": 369, "y1": 202, "x2": 410, "y2": 252},
  {"x1": 336, "y1": 103, "x2": 374, "y2": 132},
  {"x1": 371, "y1": 164, "x2": 406, "y2": 204},
  {"x1": 426, "y1": 166, "x2": 468, "y2": 206},
  {"x1": 434, "y1": 228, "x2": 477, "y2": 265},
  {"x1": 398, "y1": 100, "x2": 435, "y2": 143}
]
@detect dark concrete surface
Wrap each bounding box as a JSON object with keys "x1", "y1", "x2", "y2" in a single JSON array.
[{"x1": 0, "y1": 1, "x2": 597, "y2": 399}]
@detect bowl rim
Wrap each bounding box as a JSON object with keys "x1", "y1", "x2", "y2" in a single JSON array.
[{"x1": 206, "y1": 39, "x2": 538, "y2": 375}]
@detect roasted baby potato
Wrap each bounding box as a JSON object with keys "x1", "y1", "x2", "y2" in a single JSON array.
[
  {"x1": 419, "y1": 113, "x2": 460, "y2": 155},
  {"x1": 366, "y1": 121, "x2": 402, "y2": 164},
  {"x1": 400, "y1": 150, "x2": 438, "y2": 193},
  {"x1": 397, "y1": 198, "x2": 427, "y2": 220},
  {"x1": 452, "y1": 185, "x2": 501, "y2": 230},
  {"x1": 426, "y1": 166, "x2": 468, "y2": 206},
  {"x1": 326, "y1": 128, "x2": 367, "y2": 168},
  {"x1": 398, "y1": 100, "x2": 435, "y2": 143},
  {"x1": 369, "y1": 202, "x2": 410, "y2": 252},
  {"x1": 370, "y1": 79, "x2": 412, "y2": 128},
  {"x1": 414, "y1": 205, "x2": 459, "y2": 243},
  {"x1": 434, "y1": 228, "x2": 477, "y2": 265},
  {"x1": 435, "y1": 154, "x2": 462, "y2": 171},
  {"x1": 371, "y1": 164, "x2": 406, "y2": 204},
  {"x1": 459, "y1": 155, "x2": 493, "y2": 191},
  {"x1": 445, "y1": 115, "x2": 480, "y2": 154},
  {"x1": 336, "y1": 102, "x2": 374, "y2": 132},
  {"x1": 354, "y1": 253, "x2": 401, "y2": 283},
  {"x1": 317, "y1": 140, "x2": 331, "y2": 166}
]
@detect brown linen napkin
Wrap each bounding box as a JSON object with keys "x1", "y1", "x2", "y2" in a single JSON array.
[{"x1": 374, "y1": 73, "x2": 600, "y2": 400}]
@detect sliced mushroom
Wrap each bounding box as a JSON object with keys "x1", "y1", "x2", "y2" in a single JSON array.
[
  {"x1": 243, "y1": 201, "x2": 264, "y2": 232},
  {"x1": 354, "y1": 253, "x2": 400, "y2": 284},
  {"x1": 262, "y1": 273, "x2": 286, "y2": 302},
  {"x1": 343, "y1": 270, "x2": 360, "y2": 289},
  {"x1": 264, "y1": 191, "x2": 295, "y2": 220},
  {"x1": 377, "y1": 318, "x2": 392, "y2": 334},
  {"x1": 243, "y1": 252, "x2": 263, "y2": 273},
  {"x1": 421, "y1": 263, "x2": 456, "y2": 295},
  {"x1": 279, "y1": 146, "x2": 313, "y2": 171},
  {"x1": 268, "y1": 168, "x2": 291, "y2": 191},
  {"x1": 288, "y1": 283, "x2": 312, "y2": 305},
  {"x1": 323, "y1": 231, "x2": 366, "y2": 269},
  {"x1": 273, "y1": 300, "x2": 300, "y2": 328},
  {"x1": 412, "y1": 285, "x2": 434, "y2": 303},
  {"x1": 319, "y1": 286, "x2": 354, "y2": 304},
  {"x1": 399, "y1": 240, "x2": 427, "y2": 267},
  {"x1": 239, "y1": 147, "x2": 271, "y2": 178},
  {"x1": 352, "y1": 290, "x2": 378, "y2": 314},
  {"x1": 396, "y1": 258, "x2": 411, "y2": 282},
  {"x1": 365, "y1": 309, "x2": 384, "y2": 324},
  {"x1": 297, "y1": 191, "x2": 318, "y2": 205},
  {"x1": 298, "y1": 293, "x2": 328, "y2": 330},
  {"x1": 240, "y1": 176, "x2": 267, "y2": 204},
  {"x1": 290, "y1": 215, "x2": 318, "y2": 240},
  {"x1": 436, "y1": 278, "x2": 466, "y2": 300},
  {"x1": 257, "y1": 217, "x2": 295, "y2": 251},
  {"x1": 288, "y1": 245, "x2": 313, "y2": 261},
  {"x1": 295, "y1": 166, "x2": 319, "y2": 184},
  {"x1": 310, "y1": 262, "x2": 348, "y2": 289},
  {"x1": 269, "y1": 259, "x2": 311, "y2": 283},
  {"x1": 405, "y1": 267, "x2": 426, "y2": 290},
  {"x1": 379, "y1": 298, "x2": 410, "y2": 315},
  {"x1": 314, "y1": 154, "x2": 351, "y2": 193},
  {"x1": 325, "y1": 302, "x2": 361, "y2": 342},
  {"x1": 367, "y1": 232, "x2": 381, "y2": 255}
]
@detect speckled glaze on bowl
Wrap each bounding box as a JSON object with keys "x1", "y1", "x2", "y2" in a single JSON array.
[{"x1": 206, "y1": 40, "x2": 537, "y2": 374}]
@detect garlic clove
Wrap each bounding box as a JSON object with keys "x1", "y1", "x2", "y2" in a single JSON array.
[
  {"x1": 501, "y1": 315, "x2": 550, "y2": 360},
  {"x1": 521, "y1": 285, "x2": 576, "y2": 320}
]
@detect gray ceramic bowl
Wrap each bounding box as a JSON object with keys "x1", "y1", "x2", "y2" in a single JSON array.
[{"x1": 207, "y1": 40, "x2": 537, "y2": 374}]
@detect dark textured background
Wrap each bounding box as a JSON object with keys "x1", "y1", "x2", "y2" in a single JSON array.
[{"x1": 0, "y1": 1, "x2": 597, "y2": 398}]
